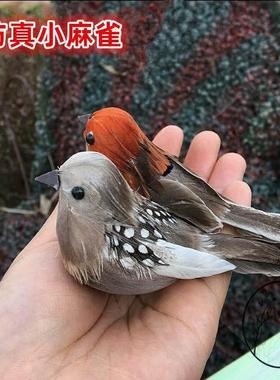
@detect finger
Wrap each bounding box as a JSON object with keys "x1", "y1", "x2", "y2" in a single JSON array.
[
  {"x1": 222, "y1": 180, "x2": 252, "y2": 206},
  {"x1": 184, "y1": 131, "x2": 221, "y2": 180},
  {"x1": 208, "y1": 152, "x2": 246, "y2": 193},
  {"x1": 153, "y1": 125, "x2": 184, "y2": 157}
]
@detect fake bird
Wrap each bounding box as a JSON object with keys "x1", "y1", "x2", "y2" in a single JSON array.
[
  {"x1": 36, "y1": 152, "x2": 280, "y2": 295},
  {"x1": 80, "y1": 107, "x2": 280, "y2": 243}
]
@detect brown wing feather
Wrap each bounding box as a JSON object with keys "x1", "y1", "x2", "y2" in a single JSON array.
[{"x1": 150, "y1": 178, "x2": 224, "y2": 233}]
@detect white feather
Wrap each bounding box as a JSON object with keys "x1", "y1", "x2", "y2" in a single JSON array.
[{"x1": 144, "y1": 239, "x2": 235, "y2": 279}]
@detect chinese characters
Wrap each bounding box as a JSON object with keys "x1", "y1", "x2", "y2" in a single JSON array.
[{"x1": 0, "y1": 18, "x2": 124, "y2": 53}]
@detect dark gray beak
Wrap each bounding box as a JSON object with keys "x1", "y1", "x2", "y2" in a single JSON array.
[
  {"x1": 78, "y1": 113, "x2": 91, "y2": 128},
  {"x1": 35, "y1": 170, "x2": 60, "y2": 190}
]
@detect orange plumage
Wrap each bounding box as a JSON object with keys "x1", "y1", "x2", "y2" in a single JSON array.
[{"x1": 83, "y1": 107, "x2": 172, "y2": 196}]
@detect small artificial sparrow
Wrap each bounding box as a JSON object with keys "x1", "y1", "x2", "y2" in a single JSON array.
[
  {"x1": 36, "y1": 152, "x2": 280, "y2": 295},
  {"x1": 80, "y1": 107, "x2": 280, "y2": 243}
]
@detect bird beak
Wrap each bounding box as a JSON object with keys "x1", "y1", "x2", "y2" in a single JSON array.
[
  {"x1": 35, "y1": 169, "x2": 60, "y2": 190},
  {"x1": 77, "y1": 113, "x2": 91, "y2": 128}
]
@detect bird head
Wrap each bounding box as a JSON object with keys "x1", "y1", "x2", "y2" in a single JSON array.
[
  {"x1": 36, "y1": 151, "x2": 135, "y2": 225},
  {"x1": 80, "y1": 107, "x2": 172, "y2": 196}
]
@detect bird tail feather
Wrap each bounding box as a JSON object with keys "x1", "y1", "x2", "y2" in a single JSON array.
[
  {"x1": 223, "y1": 203, "x2": 280, "y2": 243},
  {"x1": 211, "y1": 233, "x2": 280, "y2": 276}
]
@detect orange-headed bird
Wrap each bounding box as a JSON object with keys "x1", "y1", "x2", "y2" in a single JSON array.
[{"x1": 81, "y1": 107, "x2": 280, "y2": 243}]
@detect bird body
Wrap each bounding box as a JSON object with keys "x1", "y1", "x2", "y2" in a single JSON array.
[
  {"x1": 82, "y1": 107, "x2": 280, "y2": 243},
  {"x1": 36, "y1": 152, "x2": 280, "y2": 295}
]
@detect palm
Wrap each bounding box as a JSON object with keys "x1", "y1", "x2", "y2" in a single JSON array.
[{"x1": 0, "y1": 127, "x2": 251, "y2": 380}]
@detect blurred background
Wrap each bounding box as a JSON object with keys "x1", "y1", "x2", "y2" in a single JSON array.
[{"x1": 0, "y1": 1, "x2": 279, "y2": 377}]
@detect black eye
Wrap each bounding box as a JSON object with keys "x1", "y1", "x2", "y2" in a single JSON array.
[
  {"x1": 86, "y1": 131, "x2": 95, "y2": 145},
  {"x1": 71, "y1": 186, "x2": 85, "y2": 200}
]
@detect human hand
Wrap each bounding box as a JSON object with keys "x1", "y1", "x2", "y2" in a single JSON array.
[{"x1": 0, "y1": 127, "x2": 251, "y2": 380}]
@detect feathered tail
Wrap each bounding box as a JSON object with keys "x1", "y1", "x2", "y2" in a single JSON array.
[
  {"x1": 210, "y1": 233, "x2": 280, "y2": 276},
  {"x1": 167, "y1": 158, "x2": 280, "y2": 243},
  {"x1": 223, "y1": 202, "x2": 280, "y2": 242}
]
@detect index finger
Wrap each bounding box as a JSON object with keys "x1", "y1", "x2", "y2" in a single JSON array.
[
  {"x1": 153, "y1": 125, "x2": 184, "y2": 157},
  {"x1": 184, "y1": 131, "x2": 221, "y2": 181}
]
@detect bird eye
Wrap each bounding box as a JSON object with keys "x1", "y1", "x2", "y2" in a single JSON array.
[
  {"x1": 71, "y1": 186, "x2": 85, "y2": 200},
  {"x1": 86, "y1": 131, "x2": 95, "y2": 145}
]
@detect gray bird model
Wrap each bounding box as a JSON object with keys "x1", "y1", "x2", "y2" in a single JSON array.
[{"x1": 36, "y1": 152, "x2": 280, "y2": 295}]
